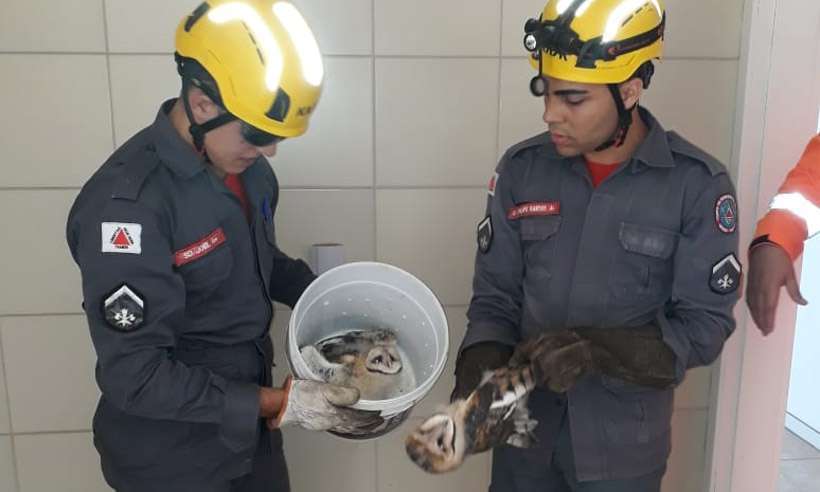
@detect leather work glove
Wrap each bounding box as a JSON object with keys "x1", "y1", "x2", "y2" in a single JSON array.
[
  {"x1": 511, "y1": 330, "x2": 596, "y2": 393},
  {"x1": 575, "y1": 325, "x2": 678, "y2": 389},
  {"x1": 451, "y1": 342, "x2": 514, "y2": 402},
  {"x1": 514, "y1": 325, "x2": 677, "y2": 393},
  {"x1": 746, "y1": 242, "x2": 807, "y2": 336},
  {"x1": 271, "y1": 376, "x2": 384, "y2": 434}
]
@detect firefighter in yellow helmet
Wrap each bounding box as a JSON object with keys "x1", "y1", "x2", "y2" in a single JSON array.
[
  {"x1": 66, "y1": 2, "x2": 380, "y2": 491},
  {"x1": 451, "y1": 1, "x2": 740, "y2": 490}
]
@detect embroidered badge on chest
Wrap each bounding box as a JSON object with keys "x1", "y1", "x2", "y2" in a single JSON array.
[
  {"x1": 715, "y1": 194, "x2": 737, "y2": 234},
  {"x1": 477, "y1": 216, "x2": 493, "y2": 254},
  {"x1": 101, "y1": 222, "x2": 142, "y2": 254},
  {"x1": 710, "y1": 253, "x2": 742, "y2": 294},
  {"x1": 103, "y1": 284, "x2": 145, "y2": 332}
]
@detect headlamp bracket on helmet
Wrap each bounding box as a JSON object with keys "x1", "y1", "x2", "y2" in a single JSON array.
[{"x1": 523, "y1": 8, "x2": 665, "y2": 96}]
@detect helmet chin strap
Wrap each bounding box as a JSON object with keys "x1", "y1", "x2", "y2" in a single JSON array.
[
  {"x1": 180, "y1": 77, "x2": 237, "y2": 154},
  {"x1": 594, "y1": 84, "x2": 636, "y2": 152}
]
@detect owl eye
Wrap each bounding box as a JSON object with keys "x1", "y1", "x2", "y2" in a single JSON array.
[
  {"x1": 373, "y1": 356, "x2": 384, "y2": 365},
  {"x1": 436, "y1": 435, "x2": 445, "y2": 450}
]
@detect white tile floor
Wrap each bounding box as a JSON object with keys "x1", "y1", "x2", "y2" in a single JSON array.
[{"x1": 779, "y1": 429, "x2": 820, "y2": 491}]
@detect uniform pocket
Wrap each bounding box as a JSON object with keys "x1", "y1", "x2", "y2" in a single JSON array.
[
  {"x1": 599, "y1": 375, "x2": 673, "y2": 445},
  {"x1": 521, "y1": 215, "x2": 562, "y2": 241},
  {"x1": 619, "y1": 222, "x2": 678, "y2": 259},
  {"x1": 521, "y1": 216, "x2": 562, "y2": 279},
  {"x1": 178, "y1": 244, "x2": 233, "y2": 304},
  {"x1": 611, "y1": 222, "x2": 678, "y2": 300}
]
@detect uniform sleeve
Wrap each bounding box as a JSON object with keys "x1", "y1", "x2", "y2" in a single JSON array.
[
  {"x1": 67, "y1": 199, "x2": 260, "y2": 453},
  {"x1": 657, "y1": 171, "x2": 740, "y2": 383},
  {"x1": 462, "y1": 160, "x2": 525, "y2": 354},
  {"x1": 753, "y1": 135, "x2": 820, "y2": 261},
  {"x1": 269, "y1": 247, "x2": 317, "y2": 308}
]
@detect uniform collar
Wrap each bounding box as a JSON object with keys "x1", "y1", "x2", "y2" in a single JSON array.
[
  {"x1": 546, "y1": 107, "x2": 675, "y2": 170},
  {"x1": 149, "y1": 98, "x2": 209, "y2": 180},
  {"x1": 630, "y1": 106, "x2": 676, "y2": 170}
]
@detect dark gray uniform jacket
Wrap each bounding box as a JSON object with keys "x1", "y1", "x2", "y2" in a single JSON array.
[
  {"x1": 462, "y1": 108, "x2": 740, "y2": 481},
  {"x1": 66, "y1": 99, "x2": 314, "y2": 484}
]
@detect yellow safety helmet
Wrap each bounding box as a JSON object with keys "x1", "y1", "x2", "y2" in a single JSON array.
[
  {"x1": 524, "y1": 0, "x2": 665, "y2": 92},
  {"x1": 523, "y1": 0, "x2": 665, "y2": 150},
  {"x1": 175, "y1": 0, "x2": 323, "y2": 148}
]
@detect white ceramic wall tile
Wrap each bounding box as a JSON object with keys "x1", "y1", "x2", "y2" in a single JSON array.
[
  {"x1": 0, "y1": 0, "x2": 105, "y2": 52},
  {"x1": 275, "y1": 189, "x2": 375, "y2": 264},
  {"x1": 104, "y1": 0, "x2": 199, "y2": 53},
  {"x1": 106, "y1": 0, "x2": 364, "y2": 55},
  {"x1": 375, "y1": 0, "x2": 501, "y2": 56},
  {"x1": 290, "y1": 0, "x2": 373, "y2": 55},
  {"x1": 377, "y1": 418, "x2": 490, "y2": 492},
  {"x1": 501, "y1": 0, "x2": 548, "y2": 57},
  {"x1": 0, "y1": 55, "x2": 113, "y2": 187},
  {"x1": 502, "y1": 0, "x2": 744, "y2": 59},
  {"x1": 376, "y1": 189, "x2": 487, "y2": 306},
  {"x1": 376, "y1": 58, "x2": 500, "y2": 187},
  {"x1": 642, "y1": 59, "x2": 739, "y2": 167},
  {"x1": 413, "y1": 307, "x2": 467, "y2": 418},
  {"x1": 0, "y1": 340, "x2": 10, "y2": 435},
  {"x1": 499, "y1": 57, "x2": 547, "y2": 158},
  {"x1": 0, "y1": 436, "x2": 15, "y2": 492},
  {"x1": 282, "y1": 426, "x2": 376, "y2": 492},
  {"x1": 662, "y1": 409, "x2": 708, "y2": 492},
  {"x1": 274, "y1": 58, "x2": 374, "y2": 187},
  {"x1": 108, "y1": 54, "x2": 179, "y2": 147},
  {"x1": 3, "y1": 316, "x2": 98, "y2": 433},
  {"x1": 0, "y1": 190, "x2": 83, "y2": 315},
  {"x1": 14, "y1": 433, "x2": 111, "y2": 492},
  {"x1": 664, "y1": 0, "x2": 744, "y2": 59},
  {"x1": 675, "y1": 366, "x2": 712, "y2": 410}
]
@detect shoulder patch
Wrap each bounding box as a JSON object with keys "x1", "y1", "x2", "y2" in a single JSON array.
[
  {"x1": 667, "y1": 131, "x2": 727, "y2": 177},
  {"x1": 102, "y1": 222, "x2": 142, "y2": 254},
  {"x1": 710, "y1": 253, "x2": 741, "y2": 295},
  {"x1": 477, "y1": 216, "x2": 493, "y2": 254},
  {"x1": 103, "y1": 284, "x2": 145, "y2": 332},
  {"x1": 110, "y1": 150, "x2": 161, "y2": 201}
]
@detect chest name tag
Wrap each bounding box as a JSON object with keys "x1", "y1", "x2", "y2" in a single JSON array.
[
  {"x1": 507, "y1": 201, "x2": 561, "y2": 220},
  {"x1": 174, "y1": 228, "x2": 227, "y2": 267}
]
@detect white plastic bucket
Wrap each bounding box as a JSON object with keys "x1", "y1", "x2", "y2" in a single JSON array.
[{"x1": 287, "y1": 262, "x2": 449, "y2": 439}]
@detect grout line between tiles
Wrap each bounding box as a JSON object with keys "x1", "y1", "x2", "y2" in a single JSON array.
[
  {"x1": 12, "y1": 429, "x2": 93, "y2": 437},
  {"x1": 0, "y1": 320, "x2": 20, "y2": 492},
  {"x1": 0, "y1": 314, "x2": 84, "y2": 319},
  {"x1": 0, "y1": 185, "x2": 489, "y2": 192},
  {"x1": 101, "y1": 0, "x2": 117, "y2": 150},
  {"x1": 0, "y1": 187, "x2": 82, "y2": 192},
  {"x1": 494, "y1": 0, "x2": 504, "y2": 173},
  {"x1": 0, "y1": 51, "x2": 741, "y2": 62},
  {"x1": 489, "y1": 7, "x2": 504, "y2": 486},
  {"x1": 371, "y1": 1, "x2": 379, "y2": 488}
]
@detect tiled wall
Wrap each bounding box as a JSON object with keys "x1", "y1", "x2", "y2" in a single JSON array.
[{"x1": 0, "y1": 1, "x2": 744, "y2": 491}]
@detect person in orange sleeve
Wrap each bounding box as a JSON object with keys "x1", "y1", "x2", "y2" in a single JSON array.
[{"x1": 746, "y1": 135, "x2": 820, "y2": 335}]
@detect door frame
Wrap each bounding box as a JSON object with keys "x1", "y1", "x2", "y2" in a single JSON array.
[{"x1": 706, "y1": 1, "x2": 820, "y2": 490}]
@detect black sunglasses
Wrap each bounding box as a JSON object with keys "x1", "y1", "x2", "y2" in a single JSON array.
[{"x1": 239, "y1": 120, "x2": 286, "y2": 147}]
